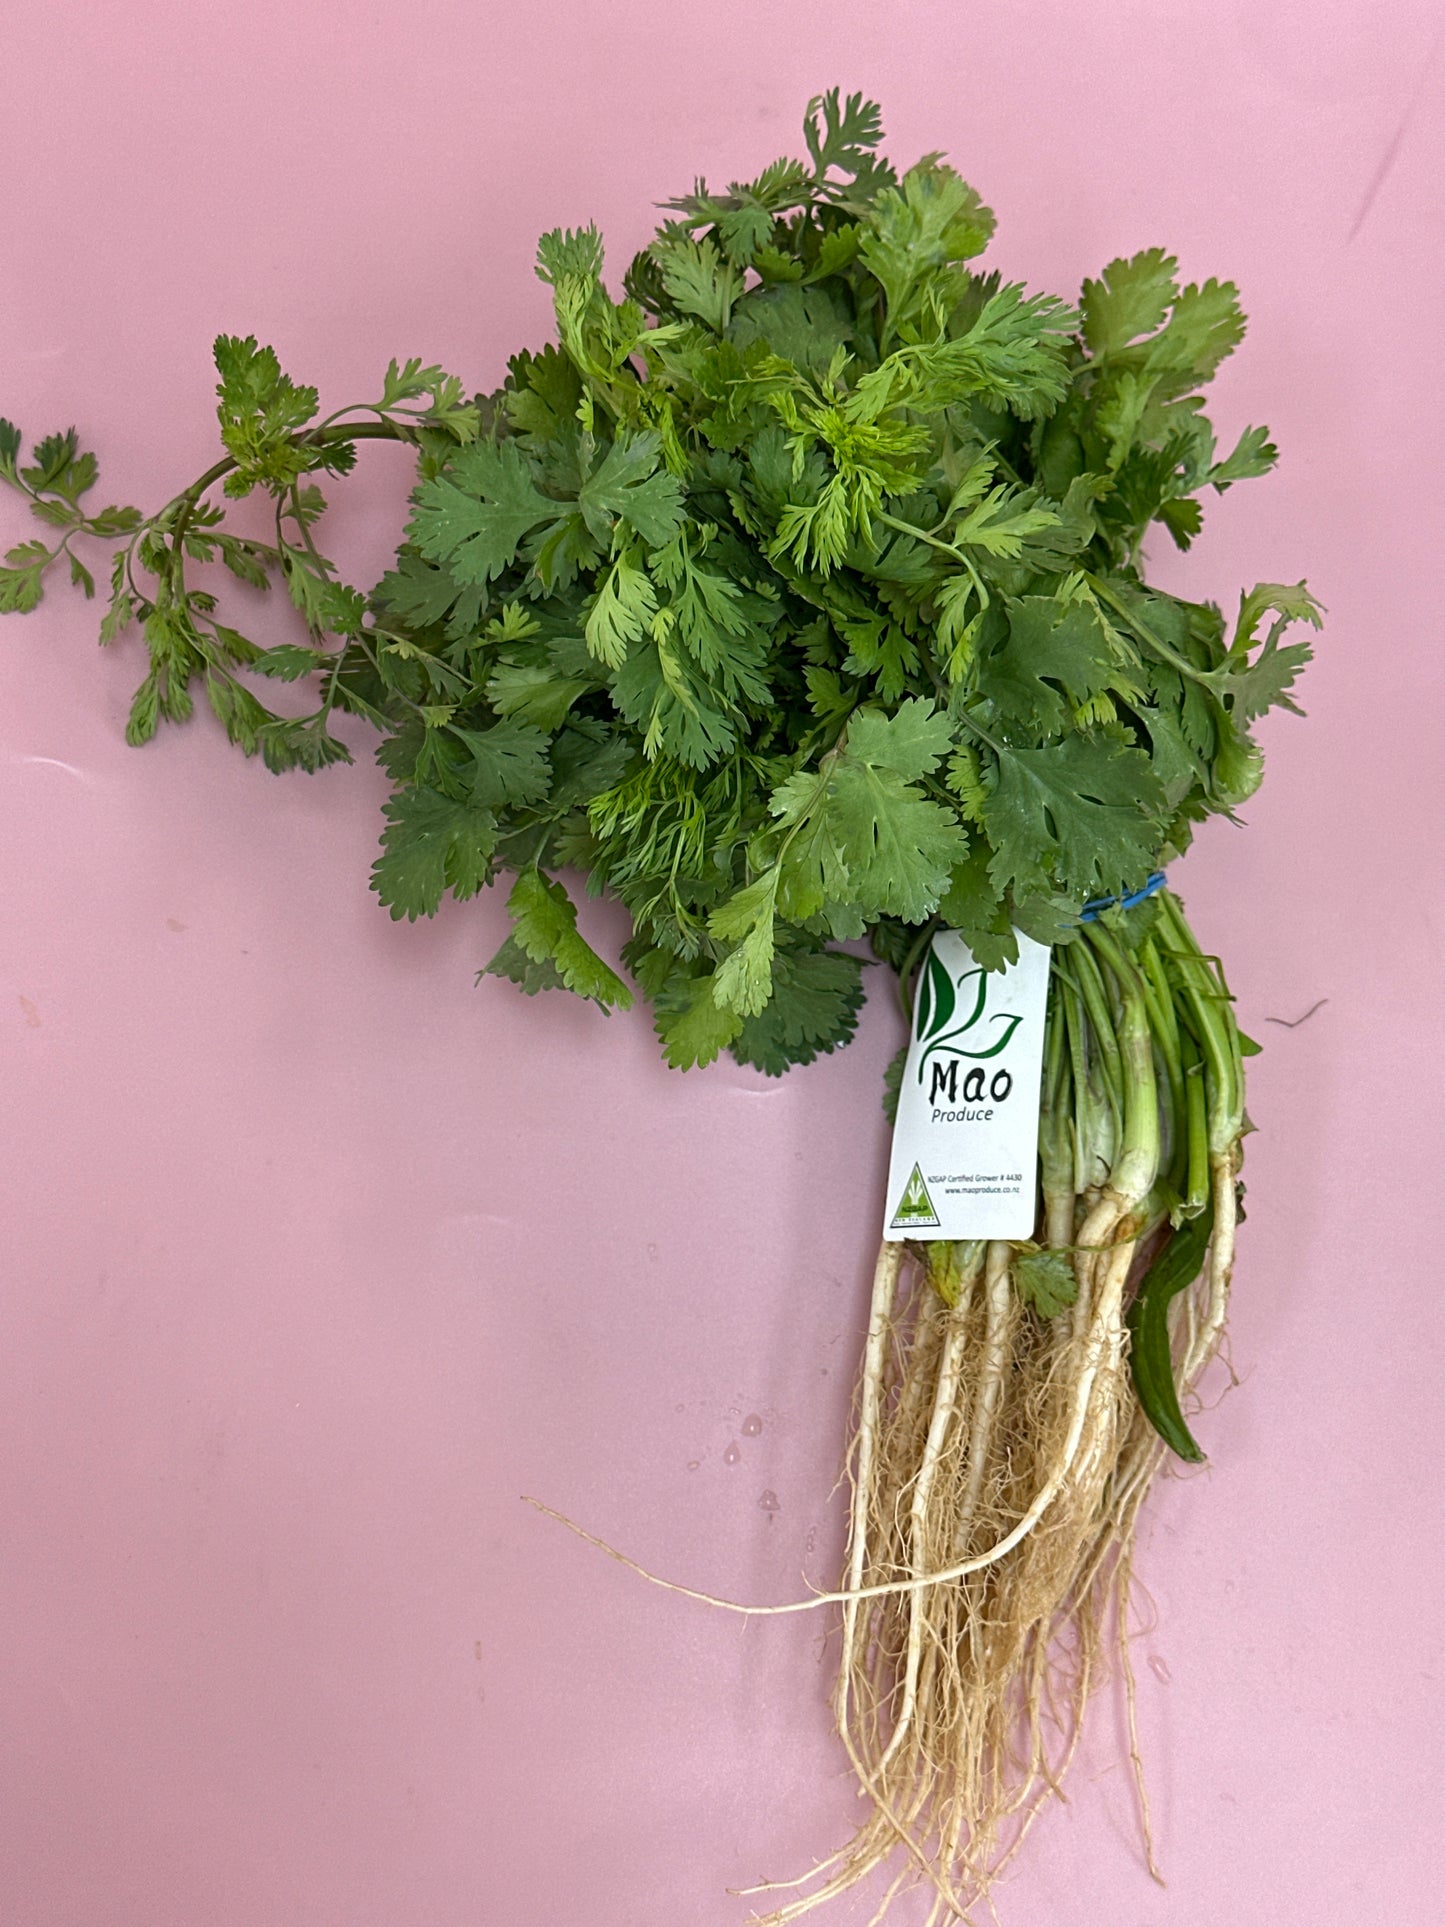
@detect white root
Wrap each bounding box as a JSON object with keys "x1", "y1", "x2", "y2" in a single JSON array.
[
  {"x1": 531, "y1": 902, "x2": 1248, "y2": 1927},
  {"x1": 878, "y1": 1288, "x2": 972, "y2": 1774},
  {"x1": 836, "y1": 1240, "x2": 904, "y2": 1728},
  {"x1": 954, "y1": 1242, "x2": 1013, "y2": 1556},
  {"x1": 526, "y1": 1213, "x2": 1147, "y2": 1626}
]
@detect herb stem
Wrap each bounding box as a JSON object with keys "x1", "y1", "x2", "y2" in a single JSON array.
[{"x1": 1084, "y1": 573, "x2": 1211, "y2": 689}]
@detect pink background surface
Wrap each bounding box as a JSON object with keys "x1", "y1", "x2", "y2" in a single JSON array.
[{"x1": 2, "y1": 5, "x2": 1443, "y2": 1923}]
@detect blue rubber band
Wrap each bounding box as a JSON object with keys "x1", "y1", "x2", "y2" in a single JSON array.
[{"x1": 1078, "y1": 870, "x2": 1167, "y2": 923}]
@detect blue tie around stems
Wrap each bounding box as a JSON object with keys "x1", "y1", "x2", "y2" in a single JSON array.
[{"x1": 1078, "y1": 870, "x2": 1168, "y2": 923}]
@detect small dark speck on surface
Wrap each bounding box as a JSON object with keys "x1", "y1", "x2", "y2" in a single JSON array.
[
  {"x1": 166, "y1": 917, "x2": 187, "y2": 932},
  {"x1": 1265, "y1": 998, "x2": 1328, "y2": 1029}
]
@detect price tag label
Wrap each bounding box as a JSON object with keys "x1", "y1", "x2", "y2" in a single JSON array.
[{"x1": 883, "y1": 931, "x2": 1051, "y2": 1242}]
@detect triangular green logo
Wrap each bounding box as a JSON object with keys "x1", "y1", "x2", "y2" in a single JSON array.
[{"x1": 891, "y1": 1162, "x2": 940, "y2": 1230}]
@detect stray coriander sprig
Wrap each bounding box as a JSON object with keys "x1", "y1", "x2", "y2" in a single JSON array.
[{"x1": 2, "y1": 351, "x2": 480, "y2": 769}]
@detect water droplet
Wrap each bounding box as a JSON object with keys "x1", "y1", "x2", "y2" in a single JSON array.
[
  {"x1": 1149, "y1": 1655, "x2": 1171, "y2": 1685},
  {"x1": 741, "y1": 1413, "x2": 763, "y2": 1436},
  {"x1": 674, "y1": 1402, "x2": 685, "y2": 1413},
  {"x1": 723, "y1": 1442, "x2": 741, "y2": 1466},
  {"x1": 805, "y1": 1527, "x2": 817, "y2": 1554},
  {"x1": 646, "y1": 1242, "x2": 658, "y2": 1259},
  {"x1": 758, "y1": 1489, "x2": 781, "y2": 1513},
  {"x1": 686, "y1": 1460, "x2": 700, "y2": 1471}
]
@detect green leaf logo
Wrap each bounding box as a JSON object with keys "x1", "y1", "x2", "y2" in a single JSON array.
[
  {"x1": 914, "y1": 947, "x2": 956, "y2": 1044},
  {"x1": 916, "y1": 956, "x2": 1022, "y2": 1083}
]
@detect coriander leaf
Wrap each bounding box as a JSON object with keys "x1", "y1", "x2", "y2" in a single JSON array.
[
  {"x1": 536, "y1": 223, "x2": 605, "y2": 288},
  {"x1": 1013, "y1": 1246, "x2": 1078, "y2": 1318},
  {"x1": 651, "y1": 235, "x2": 743, "y2": 334},
  {"x1": 577, "y1": 433, "x2": 686, "y2": 548},
  {"x1": 727, "y1": 281, "x2": 854, "y2": 376},
  {"x1": 481, "y1": 930, "x2": 568, "y2": 995},
  {"x1": 18, "y1": 429, "x2": 99, "y2": 505},
  {"x1": 256, "y1": 716, "x2": 353, "y2": 775},
  {"x1": 371, "y1": 784, "x2": 498, "y2": 920},
  {"x1": 1080, "y1": 249, "x2": 1179, "y2": 357},
  {"x1": 1143, "y1": 278, "x2": 1246, "y2": 383},
  {"x1": 0, "y1": 540, "x2": 49, "y2": 613},
  {"x1": 213, "y1": 336, "x2": 320, "y2": 495},
  {"x1": 1210, "y1": 424, "x2": 1277, "y2": 488},
  {"x1": 804, "y1": 88, "x2": 885, "y2": 181},
  {"x1": 984, "y1": 734, "x2": 1166, "y2": 904},
  {"x1": 936, "y1": 846, "x2": 1018, "y2": 971},
  {"x1": 408, "y1": 441, "x2": 560, "y2": 586},
  {"x1": 855, "y1": 282, "x2": 1076, "y2": 421},
  {"x1": 251, "y1": 642, "x2": 329, "y2": 681},
  {"x1": 771, "y1": 702, "x2": 967, "y2": 925},
  {"x1": 280, "y1": 555, "x2": 365, "y2": 636},
  {"x1": 949, "y1": 485, "x2": 1063, "y2": 560},
  {"x1": 610, "y1": 635, "x2": 738, "y2": 768},
  {"x1": 979, "y1": 599, "x2": 1120, "y2": 734},
  {"x1": 822, "y1": 757, "x2": 966, "y2": 921},
  {"x1": 585, "y1": 548, "x2": 657, "y2": 667},
  {"x1": 858, "y1": 160, "x2": 994, "y2": 327},
  {"x1": 653, "y1": 970, "x2": 745, "y2": 1069},
  {"x1": 506, "y1": 344, "x2": 585, "y2": 445},
  {"x1": 731, "y1": 947, "x2": 866, "y2": 1075},
  {"x1": 844, "y1": 696, "x2": 954, "y2": 781},
  {"x1": 710, "y1": 869, "x2": 781, "y2": 1016},
  {"x1": 486, "y1": 661, "x2": 594, "y2": 730},
  {"x1": 1224, "y1": 580, "x2": 1322, "y2": 721},
  {"x1": 451, "y1": 717, "x2": 553, "y2": 810},
  {"x1": 881, "y1": 1043, "x2": 907, "y2": 1123},
  {"x1": 504, "y1": 867, "x2": 633, "y2": 1009},
  {"x1": 374, "y1": 549, "x2": 471, "y2": 629}
]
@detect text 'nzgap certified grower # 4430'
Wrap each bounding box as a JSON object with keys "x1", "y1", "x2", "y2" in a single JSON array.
[{"x1": 884, "y1": 932, "x2": 1051, "y2": 1241}]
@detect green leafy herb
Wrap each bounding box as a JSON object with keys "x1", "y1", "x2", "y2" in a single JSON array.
[{"x1": 0, "y1": 90, "x2": 1315, "y2": 1077}]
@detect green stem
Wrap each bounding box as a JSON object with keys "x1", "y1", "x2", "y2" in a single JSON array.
[
  {"x1": 1090, "y1": 918, "x2": 1187, "y2": 1202},
  {"x1": 1156, "y1": 893, "x2": 1243, "y2": 1152},
  {"x1": 166, "y1": 418, "x2": 420, "y2": 557},
  {"x1": 1084, "y1": 572, "x2": 1212, "y2": 689},
  {"x1": 876, "y1": 508, "x2": 967, "y2": 566},
  {"x1": 1141, "y1": 934, "x2": 1189, "y2": 1198},
  {"x1": 1183, "y1": 1056, "x2": 1210, "y2": 1217},
  {"x1": 1055, "y1": 954, "x2": 1115, "y2": 1197},
  {"x1": 1109, "y1": 978, "x2": 1163, "y2": 1210},
  {"x1": 1039, "y1": 978, "x2": 1074, "y2": 1226},
  {"x1": 1066, "y1": 937, "x2": 1126, "y2": 1127}
]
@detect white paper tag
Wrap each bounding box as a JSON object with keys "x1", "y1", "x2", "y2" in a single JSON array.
[{"x1": 883, "y1": 931, "x2": 1052, "y2": 1242}]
